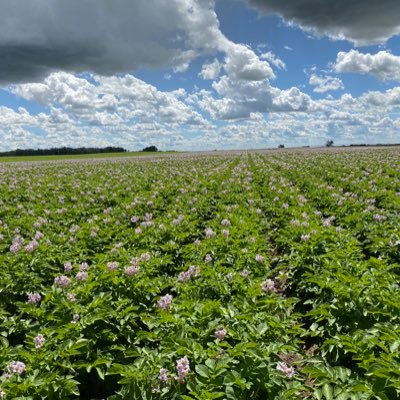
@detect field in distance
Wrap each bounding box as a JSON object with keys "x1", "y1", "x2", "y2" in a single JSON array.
[{"x1": 0, "y1": 151, "x2": 175, "y2": 163}]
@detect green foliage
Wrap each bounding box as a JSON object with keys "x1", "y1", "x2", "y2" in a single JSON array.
[{"x1": 0, "y1": 149, "x2": 399, "y2": 399}]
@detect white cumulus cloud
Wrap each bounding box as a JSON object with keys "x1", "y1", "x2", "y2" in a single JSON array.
[
  {"x1": 260, "y1": 51, "x2": 286, "y2": 70},
  {"x1": 309, "y1": 73, "x2": 344, "y2": 93},
  {"x1": 199, "y1": 59, "x2": 222, "y2": 80},
  {"x1": 335, "y1": 50, "x2": 400, "y2": 81}
]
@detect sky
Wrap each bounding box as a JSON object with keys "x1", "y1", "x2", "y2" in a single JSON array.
[{"x1": 1, "y1": 0, "x2": 400, "y2": 151}]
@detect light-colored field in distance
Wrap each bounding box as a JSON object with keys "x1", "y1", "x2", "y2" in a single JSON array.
[
  {"x1": 0, "y1": 145, "x2": 398, "y2": 163},
  {"x1": 0, "y1": 151, "x2": 169, "y2": 163}
]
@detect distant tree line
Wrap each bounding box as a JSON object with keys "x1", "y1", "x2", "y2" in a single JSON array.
[
  {"x1": 142, "y1": 146, "x2": 158, "y2": 152},
  {"x1": 0, "y1": 146, "x2": 127, "y2": 157}
]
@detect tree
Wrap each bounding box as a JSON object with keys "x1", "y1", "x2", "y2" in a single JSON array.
[
  {"x1": 278, "y1": 144, "x2": 285, "y2": 149},
  {"x1": 326, "y1": 140, "x2": 334, "y2": 147},
  {"x1": 142, "y1": 146, "x2": 158, "y2": 152}
]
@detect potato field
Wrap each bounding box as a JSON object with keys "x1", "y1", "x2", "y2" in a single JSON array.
[{"x1": 0, "y1": 148, "x2": 399, "y2": 400}]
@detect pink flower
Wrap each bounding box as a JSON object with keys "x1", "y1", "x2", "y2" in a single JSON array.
[
  {"x1": 140, "y1": 252, "x2": 151, "y2": 261},
  {"x1": 107, "y1": 261, "x2": 119, "y2": 271},
  {"x1": 76, "y1": 271, "x2": 88, "y2": 281},
  {"x1": 54, "y1": 275, "x2": 71, "y2": 288},
  {"x1": 34, "y1": 334, "x2": 45, "y2": 349},
  {"x1": 204, "y1": 228, "x2": 215, "y2": 239},
  {"x1": 240, "y1": 269, "x2": 250, "y2": 278},
  {"x1": 67, "y1": 293, "x2": 76, "y2": 302},
  {"x1": 261, "y1": 279, "x2": 277, "y2": 293},
  {"x1": 64, "y1": 262, "x2": 72, "y2": 273},
  {"x1": 10, "y1": 235, "x2": 24, "y2": 254},
  {"x1": 276, "y1": 361, "x2": 295, "y2": 378},
  {"x1": 176, "y1": 356, "x2": 190, "y2": 382},
  {"x1": 178, "y1": 266, "x2": 200, "y2": 282},
  {"x1": 323, "y1": 218, "x2": 331, "y2": 227},
  {"x1": 221, "y1": 219, "x2": 231, "y2": 226},
  {"x1": 214, "y1": 328, "x2": 227, "y2": 340},
  {"x1": 373, "y1": 214, "x2": 387, "y2": 222},
  {"x1": 34, "y1": 231, "x2": 43, "y2": 240},
  {"x1": 159, "y1": 368, "x2": 169, "y2": 382},
  {"x1": 187, "y1": 265, "x2": 200, "y2": 277},
  {"x1": 7, "y1": 361, "x2": 26, "y2": 375},
  {"x1": 27, "y1": 292, "x2": 41, "y2": 304},
  {"x1": 204, "y1": 254, "x2": 212, "y2": 263},
  {"x1": 79, "y1": 262, "x2": 89, "y2": 271},
  {"x1": 125, "y1": 265, "x2": 139, "y2": 276},
  {"x1": 157, "y1": 294, "x2": 173, "y2": 310},
  {"x1": 255, "y1": 254, "x2": 264, "y2": 262}
]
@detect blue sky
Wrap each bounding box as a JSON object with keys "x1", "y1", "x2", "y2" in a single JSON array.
[{"x1": 1, "y1": 0, "x2": 400, "y2": 150}]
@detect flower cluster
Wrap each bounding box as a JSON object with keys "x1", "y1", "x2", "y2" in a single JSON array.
[
  {"x1": 178, "y1": 265, "x2": 200, "y2": 283},
  {"x1": 157, "y1": 294, "x2": 173, "y2": 310},
  {"x1": 34, "y1": 334, "x2": 45, "y2": 349},
  {"x1": 79, "y1": 262, "x2": 89, "y2": 271},
  {"x1": 67, "y1": 293, "x2": 76, "y2": 302},
  {"x1": 261, "y1": 279, "x2": 277, "y2": 293},
  {"x1": 64, "y1": 262, "x2": 72, "y2": 272},
  {"x1": 214, "y1": 327, "x2": 227, "y2": 340},
  {"x1": 276, "y1": 361, "x2": 295, "y2": 378},
  {"x1": 204, "y1": 228, "x2": 215, "y2": 238},
  {"x1": 54, "y1": 275, "x2": 71, "y2": 288},
  {"x1": 159, "y1": 368, "x2": 169, "y2": 382},
  {"x1": 240, "y1": 269, "x2": 250, "y2": 278},
  {"x1": 7, "y1": 361, "x2": 26, "y2": 376},
  {"x1": 130, "y1": 215, "x2": 139, "y2": 223},
  {"x1": 139, "y1": 252, "x2": 151, "y2": 261},
  {"x1": 107, "y1": 261, "x2": 119, "y2": 271},
  {"x1": 9, "y1": 235, "x2": 24, "y2": 254},
  {"x1": 125, "y1": 263, "x2": 139, "y2": 276},
  {"x1": 255, "y1": 254, "x2": 264, "y2": 262},
  {"x1": 25, "y1": 239, "x2": 39, "y2": 253},
  {"x1": 176, "y1": 356, "x2": 190, "y2": 382},
  {"x1": 27, "y1": 292, "x2": 41, "y2": 304},
  {"x1": 76, "y1": 271, "x2": 88, "y2": 281}
]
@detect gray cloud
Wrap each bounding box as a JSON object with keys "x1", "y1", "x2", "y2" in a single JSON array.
[
  {"x1": 246, "y1": 0, "x2": 400, "y2": 45},
  {"x1": 0, "y1": 0, "x2": 211, "y2": 84},
  {"x1": 0, "y1": 0, "x2": 276, "y2": 85}
]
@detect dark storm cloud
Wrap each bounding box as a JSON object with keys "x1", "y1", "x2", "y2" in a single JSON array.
[
  {"x1": 247, "y1": 0, "x2": 400, "y2": 45},
  {"x1": 0, "y1": 0, "x2": 198, "y2": 84}
]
